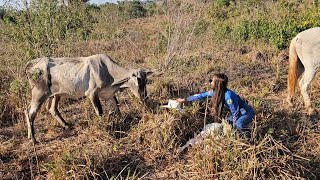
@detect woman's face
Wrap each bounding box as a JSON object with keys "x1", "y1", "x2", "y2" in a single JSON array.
[{"x1": 210, "y1": 77, "x2": 216, "y2": 89}]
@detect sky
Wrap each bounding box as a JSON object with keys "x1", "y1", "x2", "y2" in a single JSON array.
[{"x1": 0, "y1": 0, "x2": 119, "y2": 6}]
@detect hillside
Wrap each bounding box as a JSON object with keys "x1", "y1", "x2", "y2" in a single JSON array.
[{"x1": 0, "y1": 0, "x2": 319, "y2": 179}]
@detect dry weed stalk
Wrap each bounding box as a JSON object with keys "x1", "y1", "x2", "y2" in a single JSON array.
[{"x1": 161, "y1": 0, "x2": 208, "y2": 70}]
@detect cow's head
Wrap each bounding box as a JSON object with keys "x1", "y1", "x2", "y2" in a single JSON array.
[{"x1": 125, "y1": 69, "x2": 153, "y2": 102}]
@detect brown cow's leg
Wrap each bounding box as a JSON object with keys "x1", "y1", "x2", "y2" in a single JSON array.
[
  {"x1": 48, "y1": 96, "x2": 69, "y2": 128},
  {"x1": 26, "y1": 90, "x2": 49, "y2": 143},
  {"x1": 89, "y1": 94, "x2": 103, "y2": 116}
]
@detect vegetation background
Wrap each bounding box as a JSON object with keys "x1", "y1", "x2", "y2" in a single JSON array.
[{"x1": 0, "y1": 0, "x2": 319, "y2": 179}]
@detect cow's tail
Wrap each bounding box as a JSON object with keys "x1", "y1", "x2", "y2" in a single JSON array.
[{"x1": 287, "y1": 37, "x2": 303, "y2": 101}]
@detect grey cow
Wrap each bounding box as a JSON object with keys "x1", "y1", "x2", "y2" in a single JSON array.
[{"x1": 24, "y1": 54, "x2": 153, "y2": 142}]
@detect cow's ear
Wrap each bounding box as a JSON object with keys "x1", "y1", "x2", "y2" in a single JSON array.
[
  {"x1": 144, "y1": 69, "x2": 155, "y2": 77},
  {"x1": 145, "y1": 69, "x2": 162, "y2": 77}
]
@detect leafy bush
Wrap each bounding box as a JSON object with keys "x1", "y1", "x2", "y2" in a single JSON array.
[
  {"x1": 0, "y1": 6, "x2": 5, "y2": 20},
  {"x1": 144, "y1": 1, "x2": 157, "y2": 16},
  {"x1": 212, "y1": 0, "x2": 320, "y2": 49},
  {"x1": 215, "y1": 0, "x2": 234, "y2": 7},
  {"x1": 3, "y1": 0, "x2": 94, "y2": 58},
  {"x1": 194, "y1": 19, "x2": 209, "y2": 35},
  {"x1": 118, "y1": 1, "x2": 147, "y2": 19}
]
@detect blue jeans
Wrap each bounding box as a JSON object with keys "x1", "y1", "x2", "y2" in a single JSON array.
[{"x1": 227, "y1": 106, "x2": 255, "y2": 133}]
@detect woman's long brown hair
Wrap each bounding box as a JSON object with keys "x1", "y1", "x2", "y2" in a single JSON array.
[{"x1": 210, "y1": 73, "x2": 228, "y2": 119}]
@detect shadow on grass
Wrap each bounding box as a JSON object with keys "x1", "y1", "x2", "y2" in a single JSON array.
[
  {"x1": 107, "y1": 112, "x2": 142, "y2": 139},
  {"x1": 95, "y1": 150, "x2": 153, "y2": 179},
  {"x1": 255, "y1": 108, "x2": 320, "y2": 178},
  {"x1": 256, "y1": 109, "x2": 318, "y2": 142}
]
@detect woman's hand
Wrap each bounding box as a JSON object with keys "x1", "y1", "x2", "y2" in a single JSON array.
[{"x1": 176, "y1": 98, "x2": 185, "y2": 103}]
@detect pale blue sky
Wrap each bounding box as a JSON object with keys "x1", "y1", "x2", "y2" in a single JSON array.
[
  {"x1": 90, "y1": 0, "x2": 118, "y2": 4},
  {"x1": 0, "y1": 0, "x2": 119, "y2": 6}
]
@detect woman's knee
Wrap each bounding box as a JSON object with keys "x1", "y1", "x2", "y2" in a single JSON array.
[
  {"x1": 235, "y1": 116, "x2": 253, "y2": 130},
  {"x1": 235, "y1": 122, "x2": 247, "y2": 130}
]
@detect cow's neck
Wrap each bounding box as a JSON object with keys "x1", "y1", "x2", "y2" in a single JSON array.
[{"x1": 107, "y1": 61, "x2": 136, "y2": 81}]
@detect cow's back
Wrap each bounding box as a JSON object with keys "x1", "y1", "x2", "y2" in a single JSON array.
[
  {"x1": 26, "y1": 54, "x2": 129, "y2": 98},
  {"x1": 47, "y1": 57, "x2": 91, "y2": 97},
  {"x1": 85, "y1": 54, "x2": 115, "y2": 88},
  {"x1": 295, "y1": 27, "x2": 320, "y2": 66},
  {"x1": 48, "y1": 54, "x2": 116, "y2": 97}
]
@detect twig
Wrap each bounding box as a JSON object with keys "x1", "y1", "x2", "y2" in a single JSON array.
[{"x1": 0, "y1": 158, "x2": 19, "y2": 180}]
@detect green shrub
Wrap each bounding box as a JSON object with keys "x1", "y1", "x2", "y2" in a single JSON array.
[
  {"x1": 194, "y1": 19, "x2": 209, "y2": 35},
  {"x1": 9, "y1": 80, "x2": 21, "y2": 94},
  {"x1": 89, "y1": 3, "x2": 127, "y2": 40},
  {"x1": 0, "y1": 6, "x2": 5, "y2": 20},
  {"x1": 144, "y1": 1, "x2": 157, "y2": 16},
  {"x1": 156, "y1": 21, "x2": 174, "y2": 53},
  {"x1": 211, "y1": 0, "x2": 320, "y2": 49},
  {"x1": 118, "y1": 1, "x2": 147, "y2": 19},
  {"x1": 215, "y1": 0, "x2": 234, "y2": 7},
  {"x1": 213, "y1": 24, "x2": 232, "y2": 39},
  {"x1": 3, "y1": 0, "x2": 94, "y2": 58}
]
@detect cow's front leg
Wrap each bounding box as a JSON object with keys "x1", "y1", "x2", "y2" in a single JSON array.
[
  {"x1": 110, "y1": 96, "x2": 120, "y2": 115},
  {"x1": 102, "y1": 96, "x2": 120, "y2": 116},
  {"x1": 26, "y1": 89, "x2": 50, "y2": 143},
  {"x1": 88, "y1": 93, "x2": 103, "y2": 116}
]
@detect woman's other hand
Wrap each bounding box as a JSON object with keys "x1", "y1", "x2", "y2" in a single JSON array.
[{"x1": 176, "y1": 98, "x2": 185, "y2": 103}]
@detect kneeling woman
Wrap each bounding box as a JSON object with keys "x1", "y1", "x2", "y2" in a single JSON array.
[{"x1": 176, "y1": 73, "x2": 255, "y2": 151}]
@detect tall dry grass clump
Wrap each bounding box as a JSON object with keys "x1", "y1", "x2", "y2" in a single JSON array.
[{"x1": 179, "y1": 135, "x2": 313, "y2": 179}]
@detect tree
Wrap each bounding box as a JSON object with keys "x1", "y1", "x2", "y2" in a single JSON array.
[
  {"x1": 0, "y1": 6, "x2": 4, "y2": 20},
  {"x1": 119, "y1": 0, "x2": 147, "y2": 18},
  {"x1": 60, "y1": 0, "x2": 90, "y2": 6}
]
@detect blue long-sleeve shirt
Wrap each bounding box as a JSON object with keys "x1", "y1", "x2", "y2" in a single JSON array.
[{"x1": 186, "y1": 89, "x2": 251, "y2": 121}]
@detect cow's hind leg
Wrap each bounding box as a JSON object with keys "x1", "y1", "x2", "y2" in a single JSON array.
[
  {"x1": 47, "y1": 96, "x2": 69, "y2": 128},
  {"x1": 299, "y1": 67, "x2": 316, "y2": 115},
  {"x1": 25, "y1": 90, "x2": 50, "y2": 142}
]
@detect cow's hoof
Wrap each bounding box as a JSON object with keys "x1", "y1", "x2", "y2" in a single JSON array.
[
  {"x1": 307, "y1": 107, "x2": 315, "y2": 115},
  {"x1": 30, "y1": 138, "x2": 38, "y2": 144},
  {"x1": 286, "y1": 97, "x2": 294, "y2": 107},
  {"x1": 177, "y1": 145, "x2": 189, "y2": 154},
  {"x1": 177, "y1": 147, "x2": 185, "y2": 154},
  {"x1": 286, "y1": 100, "x2": 294, "y2": 107},
  {"x1": 64, "y1": 124, "x2": 73, "y2": 130},
  {"x1": 64, "y1": 124, "x2": 70, "y2": 129}
]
